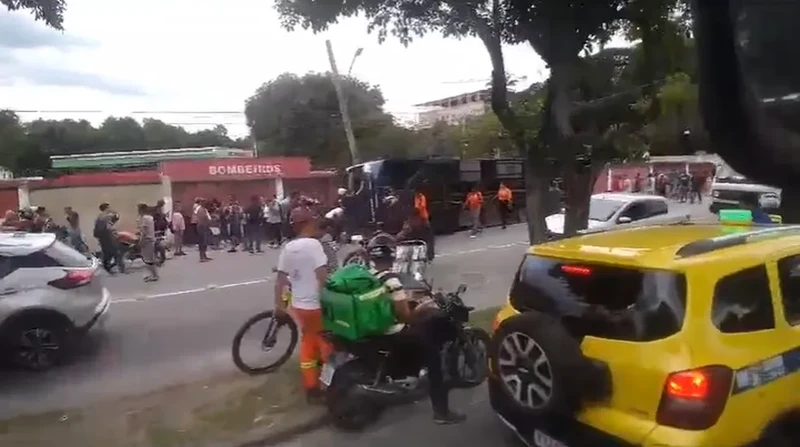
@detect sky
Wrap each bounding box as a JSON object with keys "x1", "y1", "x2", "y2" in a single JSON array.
[{"x1": 0, "y1": 0, "x2": 555, "y2": 138}]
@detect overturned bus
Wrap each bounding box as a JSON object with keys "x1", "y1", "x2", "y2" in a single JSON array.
[{"x1": 342, "y1": 157, "x2": 526, "y2": 234}]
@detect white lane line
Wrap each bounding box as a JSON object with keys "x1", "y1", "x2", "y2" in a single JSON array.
[
  {"x1": 113, "y1": 279, "x2": 270, "y2": 303},
  {"x1": 114, "y1": 240, "x2": 528, "y2": 304}
]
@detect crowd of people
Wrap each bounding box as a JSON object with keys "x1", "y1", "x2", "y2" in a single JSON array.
[
  {"x1": 614, "y1": 170, "x2": 710, "y2": 203},
  {"x1": 0, "y1": 190, "x2": 330, "y2": 283}
]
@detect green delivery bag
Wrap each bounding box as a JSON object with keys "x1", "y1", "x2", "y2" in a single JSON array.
[{"x1": 321, "y1": 265, "x2": 397, "y2": 341}]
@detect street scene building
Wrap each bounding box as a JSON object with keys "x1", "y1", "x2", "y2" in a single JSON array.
[{"x1": 414, "y1": 89, "x2": 491, "y2": 128}]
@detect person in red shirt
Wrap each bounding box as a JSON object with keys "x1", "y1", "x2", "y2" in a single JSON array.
[{"x1": 464, "y1": 186, "x2": 483, "y2": 238}]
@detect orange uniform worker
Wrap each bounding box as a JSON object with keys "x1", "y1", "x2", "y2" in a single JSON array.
[
  {"x1": 274, "y1": 206, "x2": 332, "y2": 403},
  {"x1": 414, "y1": 192, "x2": 429, "y2": 222},
  {"x1": 497, "y1": 183, "x2": 513, "y2": 229},
  {"x1": 464, "y1": 187, "x2": 483, "y2": 237},
  {"x1": 413, "y1": 191, "x2": 436, "y2": 260}
]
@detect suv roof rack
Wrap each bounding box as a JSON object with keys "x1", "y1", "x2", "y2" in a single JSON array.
[{"x1": 675, "y1": 225, "x2": 800, "y2": 258}]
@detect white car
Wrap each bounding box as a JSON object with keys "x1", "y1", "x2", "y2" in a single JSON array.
[
  {"x1": 0, "y1": 232, "x2": 110, "y2": 371},
  {"x1": 710, "y1": 176, "x2": 782, "y2": 212},
  {"x1": 545, "y1": 193, "x2": 680, "y2": 236}
]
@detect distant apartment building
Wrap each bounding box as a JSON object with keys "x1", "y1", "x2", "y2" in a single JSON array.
[
  {"x1": 414, "y1": 89, "x2": 490, "y2": 128},
  {"x1": 0, "y1": 166, "x2": 13, "y2": 180}
]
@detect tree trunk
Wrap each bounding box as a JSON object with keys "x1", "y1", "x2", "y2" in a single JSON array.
[
  {"x1": 562, "y1": 165, "x2": 601, "y2": 235},
  {"x1": 541, "y1": 61, "x2": 595, "y2": 235},
  {"x1": 524, "y1": 161, "x2": 550, "y2": 244},
  {"x1": 471, "y1": 11, "x2": 550, "y2": 243}
]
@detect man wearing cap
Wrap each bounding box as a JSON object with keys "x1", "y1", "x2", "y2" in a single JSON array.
[{"x1": 274, "y1": 206, "x2": 331, "y2": 403}]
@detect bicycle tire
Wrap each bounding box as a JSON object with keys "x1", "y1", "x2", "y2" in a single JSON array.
[
  {"x1": 232, "y1": 310, "x2": 298, "y2": 375},
  {"x1": 343, "y1": 249, "x2": 368, "y2": 266}
]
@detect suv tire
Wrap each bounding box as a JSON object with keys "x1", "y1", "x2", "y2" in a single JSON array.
[
  {"x1": 2, "y1": 312, "x2": 74, "y2": 371},
  {"x1": 490, "y1": 311, "x2": 601, "y2": 417}
]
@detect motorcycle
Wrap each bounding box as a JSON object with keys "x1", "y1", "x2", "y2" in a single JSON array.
[
  {"x1": 115, "y1": 230, "x2": 167, "y2": 267},
  {"x1": 342, "y1": 224, "x2": 397, "y2": 267},
  {"x1": 319, "y1": 278, "x2": 490, "y2": 430}
]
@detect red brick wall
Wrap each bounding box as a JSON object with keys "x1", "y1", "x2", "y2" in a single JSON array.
[
  {"x1": 0, "y1": 188, "x2": 18, "y2": 213},
  {"x1": 171, "y1": 180, "x2": 276, "y2": 208}
]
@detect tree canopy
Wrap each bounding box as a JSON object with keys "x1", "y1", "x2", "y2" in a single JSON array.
[
  {"x1": 1, "y1": 0, "x2": 66, "y2": 29},
  {"x1": 274, "y1": 0, "x2": 693, "y2": 240},
  {"x1": 0, "y1": 111, "x2": 252, "y2": 176},
  {"x1": 243, "y1": 71, "x2": 521, "y2": 166}
]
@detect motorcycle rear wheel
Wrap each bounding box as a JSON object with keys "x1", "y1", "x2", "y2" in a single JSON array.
[
  {"x1": 327, "y1": 360, "x2": 381, "y2": 431},
  {"x1": 450, "y1": 326, "x2": 491, "y2": 389}
]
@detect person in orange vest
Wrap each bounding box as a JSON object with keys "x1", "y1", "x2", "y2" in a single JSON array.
[
  {"x1": 414, "y1": 192, "x2": 429, "y2": 223},
  {"x1": 496, "y1": 182, "x2": 513, "y2": 229},
  {"x1": 464, "y1": 186, "x2": 483, "y2": 238},
  {"x1": 413, "y1": 191, "x2": 435, "y2": 260}
]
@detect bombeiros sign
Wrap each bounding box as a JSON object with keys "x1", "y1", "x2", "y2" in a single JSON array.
[{"x1": 208, "y1": 164, "x2": 283, "y2": 176}]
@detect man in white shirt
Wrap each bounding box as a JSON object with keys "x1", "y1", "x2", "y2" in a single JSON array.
[{"x1": 274, "y1": 206, "x2": 330, "y2": 403}]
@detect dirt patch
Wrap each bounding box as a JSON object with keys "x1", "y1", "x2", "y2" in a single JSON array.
[{"x1": 0, "y1": 364, "x2": 324, "y2": 447}]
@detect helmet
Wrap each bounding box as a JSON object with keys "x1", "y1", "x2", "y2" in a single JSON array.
[{"x1": 367, "y1": 234, "x2": 396, "y2": 262}]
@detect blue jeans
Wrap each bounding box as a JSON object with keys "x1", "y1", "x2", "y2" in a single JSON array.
[{"x1": 246, "y1": 223, "x2": 262, "y2": 251}]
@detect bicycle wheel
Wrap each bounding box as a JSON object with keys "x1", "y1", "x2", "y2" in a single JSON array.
[
  {"x1": 343, "y1": 249, "x2": 369, "y2": 266},
  {"x1": 232, "y1": 310, "x2": 298, "y2": 375}
]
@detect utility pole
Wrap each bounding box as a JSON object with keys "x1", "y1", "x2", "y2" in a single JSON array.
[{"x1": 326, "y1": 39, "x2": 360, "y2": 164}]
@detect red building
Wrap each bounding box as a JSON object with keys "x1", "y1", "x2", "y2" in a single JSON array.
[{"x1": 160, "y1": 157, "x2": 338, "y2": 207}]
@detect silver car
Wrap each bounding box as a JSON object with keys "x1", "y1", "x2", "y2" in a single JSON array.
[{"x1": 0, "y1": 232, "x2": 110, "y2": 370}]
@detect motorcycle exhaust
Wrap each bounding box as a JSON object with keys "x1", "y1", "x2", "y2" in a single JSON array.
[{"x1": 352, "y1": 378, "x2": 428, "y2": 405}]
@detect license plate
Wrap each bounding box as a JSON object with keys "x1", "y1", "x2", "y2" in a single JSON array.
[
  {"x1": 320, "y1": 363, "x2": 336, "y2": 386},
  {"x1": 533, "y1": 430, "x2": 568, "y2": 447}
]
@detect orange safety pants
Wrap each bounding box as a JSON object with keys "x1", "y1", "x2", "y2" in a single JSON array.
[{"x1": 293, "y1": 307, "x2": 332, "y2": 391}]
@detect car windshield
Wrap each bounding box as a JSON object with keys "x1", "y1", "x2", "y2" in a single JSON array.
[
  {"x1": 509, "y1": 255, "x2": 687, "y2": 342},
  {"x1": 587, "y1": 198, "x2": 626, "y2": 221}
]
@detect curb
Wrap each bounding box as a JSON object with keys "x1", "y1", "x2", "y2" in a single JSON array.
[{"x1": 233, "y1": 412, "x2": 331, "y2": 447}]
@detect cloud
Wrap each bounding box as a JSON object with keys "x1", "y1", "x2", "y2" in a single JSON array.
[
  {"x1": 0, "y1": 57, "x2": 145, "y2": 96},
  {"x1": 0, "y1": 11, "x2": 93, "y2": 50}
]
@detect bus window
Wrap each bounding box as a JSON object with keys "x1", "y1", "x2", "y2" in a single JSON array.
[{"x1": 347, "y1": 166, "x2": 364, "y2": 193}]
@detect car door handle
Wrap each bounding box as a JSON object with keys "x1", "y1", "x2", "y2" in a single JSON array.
[{"x1": 0, "y1": 288, "x2": 18, "y2": 296}]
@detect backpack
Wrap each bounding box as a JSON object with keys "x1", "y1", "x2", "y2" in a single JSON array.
[{"x1": 321, "y1": 264, "x2": 397, "y2": 341}]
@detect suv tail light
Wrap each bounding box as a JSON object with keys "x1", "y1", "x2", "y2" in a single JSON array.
[
  {"x1": 48, "y1": 269, "x2": 94, "y2": 290},
  {"x1": 656, "y1": 365, "x2": 733, "y2": 430}
]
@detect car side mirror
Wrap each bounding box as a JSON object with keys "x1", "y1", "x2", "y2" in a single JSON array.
[{"x1": 618, "y1": 216, "x2": 632, "y2": 224}]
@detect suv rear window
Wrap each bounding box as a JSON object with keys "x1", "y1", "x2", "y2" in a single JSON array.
[
  {"x1": 13, "y1": 241, "x2": 92, "y2": 269},
  {"x1": 45, "y1": 241, "x2": 92, "y2": 267},
  {"x1": 509, "y1": 255, "x2": 687, "y2": 342}
]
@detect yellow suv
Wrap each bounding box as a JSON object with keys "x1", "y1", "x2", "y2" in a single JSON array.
[{"x1": 488, "y1": 223, "x2": 799, "y2": 447}]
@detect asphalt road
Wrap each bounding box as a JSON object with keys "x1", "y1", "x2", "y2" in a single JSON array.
[
  {"x1": 0, "y1": 200, "x2": 712, "y2": 420},
  {"x1": 0, "y1": 224, "x2": 529, "y2": 418},
  {"x1": 279, "y1": 386, "x2": 520, "y2": 447}
]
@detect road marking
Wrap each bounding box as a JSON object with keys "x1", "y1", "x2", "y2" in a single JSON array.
[
  {"x1": 113, "y1": 240, "x2": 528, "y2": 304},
  {"x1": 113, "y1": 279, "x2": 270, "y2": 303}
]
